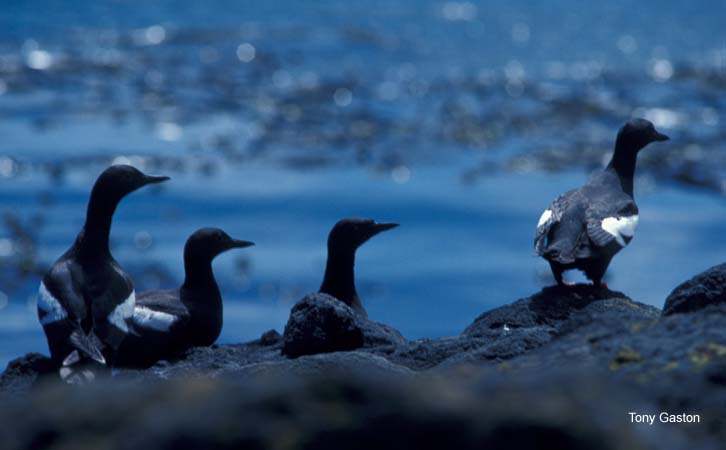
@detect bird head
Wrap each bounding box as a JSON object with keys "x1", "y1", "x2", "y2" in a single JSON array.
[
  {"x1": 92, "y1": 164, "x2": 170, "y2": 203},
  {"x1": 327, "y1": 217, "x2": 399, "y2": 252},
  {"x1": 616, "y1": 118, "x2": 669, "y2": 153},
  {"x1": 185, "y1": 227, "x2": 254, "y2": 262}
]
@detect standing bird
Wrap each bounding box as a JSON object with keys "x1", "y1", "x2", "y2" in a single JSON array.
[
  {"x1": 534, "y1": 118, "x2": 669, "y2": 287},
  {"x1": 319, "y1": 218, "x2": 399, "y2": 317},
  {"x1": 116, "y1": 228, "x2": 253, "y2": 367},
  {"x1": 38, "y1": 165, "x2": 169, "y2": 376}
]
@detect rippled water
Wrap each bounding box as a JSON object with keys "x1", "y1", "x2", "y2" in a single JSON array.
[{"x1": 0, "y1": 1, "x2": 724, "y2": 366}]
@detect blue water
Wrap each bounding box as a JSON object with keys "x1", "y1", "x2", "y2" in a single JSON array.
[{"x1": 0, "y1": 1, "x2": 724, "y2": 367}]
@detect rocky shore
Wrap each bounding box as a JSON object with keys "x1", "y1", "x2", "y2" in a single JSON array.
[{"x1": 1, "y1": 263, "x2": 725, "y2": 450}]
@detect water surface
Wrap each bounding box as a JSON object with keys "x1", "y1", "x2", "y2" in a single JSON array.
[{"x1": 1, "y1": 0, "x2": 724, "y2": 367}]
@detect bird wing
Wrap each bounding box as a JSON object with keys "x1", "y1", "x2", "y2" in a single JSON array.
[
  {"x1": 133, "y1": 290, "x2": 189, "y2": 332},
  {"x1": 534, "y1": 188, "x2": 581, "y2": 256},
  {"x1": 40, "y1": 261, "x2": 86, "y2": 324},
  {"x1": 85, "y1": 263, "x2": 137, "y2": 355},
  {"x1": 585, "y1": 196, "x2": 639, "y2": 249},
  {"x1": 40, "y1": 262, "x2": 106, "y2": 364}
]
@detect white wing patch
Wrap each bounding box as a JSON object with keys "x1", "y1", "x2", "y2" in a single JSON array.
[
  {"x1": 133, "y1": 306, "x2": 178, "y2": 332},
  {"x1": 601, "y1": 215, "x2": 639, "y2": 247},
  {"x1": 38, "y1": 282, "x2": 68, "y2": 325},
  {"x1": 537, "y1": 209, "x2": 553, "y2": 228},
  {"x1": 107, "y1": 291, "x2": 136, "y2": 333}
]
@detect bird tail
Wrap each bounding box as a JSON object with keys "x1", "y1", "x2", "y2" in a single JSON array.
[
  {"x1": 543, "y1": 248, "x2": 559, "y2": 259},
  {"x1": 543, "y1": 246, "x2": 575, "y2": 265},
  {"x1": 67, "y1": 330, "x2": 106, "y2": 365}
]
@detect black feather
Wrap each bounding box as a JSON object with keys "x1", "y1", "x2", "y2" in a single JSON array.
[{"x1": 69, "y1": 329, "x2": 106, "y2": 364}]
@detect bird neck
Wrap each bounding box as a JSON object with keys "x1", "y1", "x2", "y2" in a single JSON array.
[
  {"x1": 320, "y1": 247, "x2": 357, "y2": 304},
  {"x1": 182, "y1": 254, "x2": 220, "y2": 298},
  {"x1": 75, "y1": 190, "x2": 120, "y2": 258},
  {"x1": 181, "y1": 255, "x2": 223, "y2": 345},
  {"x1": 606, "y1": 143, "x2": 638, "y2": 196}
]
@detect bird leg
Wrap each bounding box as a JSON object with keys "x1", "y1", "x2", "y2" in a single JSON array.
[
  {"x1": 586, "y1": 258, "x2": 611, "y2": 290},
  {"x1": 550, "y1": 262, "x2": 575, "y2": 287}
]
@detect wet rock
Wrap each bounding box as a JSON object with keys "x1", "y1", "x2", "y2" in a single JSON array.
[
  {"x1": 0, "y1": 370, "x2": 701, "y2": 450},
  {"x1": 282, "y1": 294, "x2": 365, "y2": 358},
  {"x1": 0, "y1": 353, "x2": 54, "y2": 394},
  {"x1": 259, "y1": 329, "x2": 283, "y2": 346},
  {"x1": 282, "y1": 293, "x2": 405, "y2": 358},
  {"x1": 662, "y1": 263, "x2": 726, "y2": 316},
  {"x1": 465, "y1": 285, "x2": 654, "y2": 335},
  {"x1": 135, "y1": 339, "x2": 285, "y2": 380},
  {"x1": 498, "y1": 298, "x2": 726, "y2": 418},
  {"x1": 705, "y1": 362, "x2": 726, "y2": 386},
  {"x1": 446, "y1": 285, "x2": 659, "y2": 366},
  {"x1": 3, "y1": 275, "x2": 726, "y2": 449},
  {"x1": 230, "y1": 351, "x2": 414, "y2": 379},
  {"x1": 388, "y1": 336, "x2": 489, "y2": 370}
]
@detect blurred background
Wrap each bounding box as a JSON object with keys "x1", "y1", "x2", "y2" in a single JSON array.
[{"x1": 0, "y1": 0, "x2": 724, "y2": 367}]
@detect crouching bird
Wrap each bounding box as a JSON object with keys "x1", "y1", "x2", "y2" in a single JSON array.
[
  {"x1": 116, "y1": 228, "x2": 253, "y2": 368},
  {"x1": 38, "y1": 165, "x2": 169, "y2": 382},
  {"x1": 534, "y1": 118, "x2": 669, "y2": 287}
]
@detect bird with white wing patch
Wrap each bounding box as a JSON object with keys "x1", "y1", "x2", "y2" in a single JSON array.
[
  {"x1": 534, "y1": 118, "x2": 669, "y2": 287},
  {"x1": 116, "y1": 228, "x2": 254, "y2": 368},
  {"x1": 38, "y1": 165, "x2": 170, "y2": 381}
]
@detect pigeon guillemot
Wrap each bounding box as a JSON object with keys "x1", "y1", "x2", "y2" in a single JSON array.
[
  {"x1": 38, "y1": 165, "x2": 169, "y2": 375},
  {"x1": 116, "y1": 228, "x2": 253, "y2": 367},
  {"x1": 534, "y1": 118, "x2": 669, "y2": 287},
  {"x1": 318, "y1": 218, "x2": 399, "y2": 317}
]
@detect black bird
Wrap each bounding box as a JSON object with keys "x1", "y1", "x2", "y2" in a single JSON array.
[
  {"x1": 318, "y1": 218, "x2": 399, "y2": 317},
  {"x1": 38, "y1": 165, "x2": 169, "y2": 376},
  {"x1": 116, "y1": 228, "x2": 253, "y2": 367},
  {"x1": 534, "y1": 118, "x2": 669, "y2": 287}
]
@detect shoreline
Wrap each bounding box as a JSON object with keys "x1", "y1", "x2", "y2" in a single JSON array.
[{"x1": 1, "y1": 263, "x2": 724, "y2": 449}]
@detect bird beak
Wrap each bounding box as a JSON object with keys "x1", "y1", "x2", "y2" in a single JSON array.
[
  {"x1": 371, "y1": 222, "x2": 399, "y2": 235},
  {"x1": 230, "y1": 239, "x2": 255, "y2": 249},
  {"x1": 144, "y1": 175, "x2": 171, "y2": 185},
  {"x1": 653, "y1": 131, "x2": 670, "y2": 142}
]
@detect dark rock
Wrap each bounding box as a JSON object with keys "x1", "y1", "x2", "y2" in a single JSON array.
[
  {"x1": 229, "y1": 351, "x2": 414, "y2": 379},
  {"x1": 3, "y1": 279, "x2": 726, "y2": 449},
  {"x1": 465, "y1": 284, "x2": 650, "y2": 335},
  {"x1": 447, "y1": 285, "x2": 659, "y2": 366},
  {"x1": 705, "y1": 362, "x2": 726, "y2": 386},
  {"x1": 663, "y1": 263, "x2": 726, "y2": 316},
  {"x1": 0, "y1": 370, "x2": 701, "y2": 450},
  {"x1": 494, "y1": 302, "x2": 726, "y2": 446},
  {"x1": 259, "y1": 329, "x2": 283, "y2": 346},
  {"x1": 282, "y1": 294, "x2": 365, "y2": 358},
  {"x1": 135, "y1": 339, "x2": 285, "y2": 380},
  {"x1": 282, "y1": 293, "x2": 405, "y2": 358},
  {"x1": 0, "y1": 353, "x2": 55, "y2": 394},
  {"x1": 387, "y1": 336, "x2": 488, "y2": 370}
]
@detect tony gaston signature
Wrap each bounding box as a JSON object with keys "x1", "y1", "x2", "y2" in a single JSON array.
[{"x1": 629, "y1": 412, "x2": 701, "y2": 425}]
